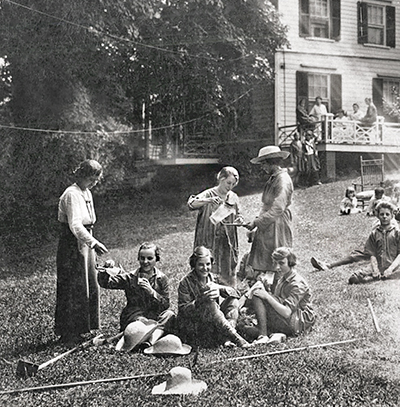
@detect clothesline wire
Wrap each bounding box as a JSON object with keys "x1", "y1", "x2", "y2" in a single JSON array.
[
  {"x1": 5, "y1": 0, "x2": 256, "y2": 63},
  {"x1": 0, "y1": 89, "x2": 252, "y2": 135}
]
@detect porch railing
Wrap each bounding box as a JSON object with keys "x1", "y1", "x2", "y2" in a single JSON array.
[{"x1": 278, "y1": 114, "x2": 400, "y2": 147}]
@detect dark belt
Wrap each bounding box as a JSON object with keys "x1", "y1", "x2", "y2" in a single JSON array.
[{"x1": 60, "y1": 223, "x2": 94, "y2": 230}]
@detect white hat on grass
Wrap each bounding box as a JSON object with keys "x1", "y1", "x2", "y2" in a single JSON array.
[
  {"x1": 144, "y1": 334, "x2": 191, "y2": 356},
  {"x1": 152, "y1": 367, "x2": 207, "y2": 395},
  {"x1": 116, "y1": 319, "x2": 158, "y2": 352}
]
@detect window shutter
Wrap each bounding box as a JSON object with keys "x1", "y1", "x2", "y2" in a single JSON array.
[
  {"x1": 330, "y1": 74, "x2": 342, "y2": 115},
  {"x1": 372, "y1": 78, "x2": 384, "y2": 116},
  {"x1": 299, "y1": 0, "x2": 310, "y2": 37},
  {"x1": 296, "y1": 71, "x2": 309, "y2": 109},
  {"x1": 357, "y1": 2, "x2": 368, "y2": 44},
  {"x1": 331, "y1": 0, "x2": 341, "y2": 41},
  {"x1": 386, "y1": 6, "x2": 396, "y2": 48}
]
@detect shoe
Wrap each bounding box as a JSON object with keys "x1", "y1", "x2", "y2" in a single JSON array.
[
  {"x1": 253, "y1": 335, "x2": 270, "y2": 345},
  {"x1": 268, "y1": 333, "x2": 287, "y2": 344},
  {"x1": 311, "y1": 257, "x2": 329, "y2": 272},
  {"x1": 223, "y1": 340, "x2": 236, "y2": 348}
]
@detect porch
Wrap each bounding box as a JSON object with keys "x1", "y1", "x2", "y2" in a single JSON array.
[
  {"x1": 278, "y1": 114, "x2": 400, "y2": 179},
  {"x1": 144, "y1": 130, "x2": 219, "y2": 165}
]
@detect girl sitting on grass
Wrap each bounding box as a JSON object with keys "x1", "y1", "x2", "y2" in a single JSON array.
[
  {"x1": 98, "y1": 242, "x2": 174, "y2": 340},
  {"x1": 250, "y1": 247, "x2": 316, "y2": 345},
  {"x1": 340, "y1": 186, "x2": 361, "y2": 215},
  {"x1": 177, "y1": 246, "x2": 251, "y2": 348},
  {"x1": 187, "y1": 166, "x2": 243, "y2": 287}
]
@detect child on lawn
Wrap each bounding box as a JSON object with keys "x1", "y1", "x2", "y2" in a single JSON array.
[
  {"x1": 311, "y1": 201, "x2": 400, "y2": 284},
  {"x1": 187, "y1": 166, "x2": 243, "y2": 287},
  {"x1": 177, "y1": 246, "x2": 251, "y2": 348},
  {"x1": 366, "y1": 187, "x2": 390, "y2": 217},
  {"x1": 249, "y1": 247, "x2": 316, "y2": 344},
  {"x1": 98, "y1": 242, "x2": 174, "y2": 341},
  {"x1": 340, "y1": 186, "x2": 361, "y2": 215}
]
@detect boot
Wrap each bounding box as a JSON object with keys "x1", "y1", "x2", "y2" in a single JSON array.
[{"x1": 214, "y1": 309, "x2": 250, "y2": 347}]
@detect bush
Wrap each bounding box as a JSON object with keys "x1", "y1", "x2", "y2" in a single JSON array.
[{"x1": 0, "y1": 128, "x2": 137, "y2": 248}]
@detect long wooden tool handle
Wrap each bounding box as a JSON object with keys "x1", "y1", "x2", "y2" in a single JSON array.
[
  {"x1": 38, "y1": 335, "x2": 102, "y2": 370},
  {"x1": 367, "y1": 298, "x2": 381, "y2": 333},
  {"x1": 0, "y1": 372, "x2": 166, "y2": 395},
  {"x1": 207, "y1": 338, "x2": 361, "y2": 364}
]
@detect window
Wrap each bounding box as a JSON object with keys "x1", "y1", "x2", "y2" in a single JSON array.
[
  {"x1": 299, "y1": 0, "x2": 341, "y2": 40},
  {"x1": 308, "y1": 74, "x2": 329, "y2": 100},
  {"x1": 296, "y1": 71, "x2": 342, "y2": 114},
  {"x1": 372, "y1": 77, "x2": 400, "y2": 120},
  {"x1": 383, "y1": 80, "x2": 400, "y2": 105},
  {"x1": 358, "y1": 2, "x2": 396, "y2": 47}
]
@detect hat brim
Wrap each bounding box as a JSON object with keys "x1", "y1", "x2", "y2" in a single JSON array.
[
  {"x1": 250, "y1": 151, "x2": 290, "y2": 164},
  {"x1": 144, "y1": 344, "x2": 192, "y2": 356},
  {"x1": 152, "y1": 379, "x2": 207, "y2": 395},
  {"x1": 116, "y1": 320, "x2": 159, "y2": 352}
]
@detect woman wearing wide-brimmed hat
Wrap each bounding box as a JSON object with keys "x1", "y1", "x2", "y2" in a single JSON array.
[{"x1": 245, "y1": 146, "x2": 293, "y2": 285}]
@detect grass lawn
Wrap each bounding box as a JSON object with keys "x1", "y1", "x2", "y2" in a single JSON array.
[{"x1": 1, "y1": 177, "x2": 400, "y2": 406}]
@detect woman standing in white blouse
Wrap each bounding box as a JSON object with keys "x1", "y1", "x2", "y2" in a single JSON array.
[{"x1": 55, "y1": 160, "x2": 108, "y2": 344}]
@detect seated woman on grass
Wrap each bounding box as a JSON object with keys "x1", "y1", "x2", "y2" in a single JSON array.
[
  {"x1": 249, "y1": 247, "x2": 316, "y2": 345},
  {"x1": 98, "y1": 242, "x2": 174, "y2": 342},
  {"x1": 177, "y1": 246, "x2": 251, "y2": 348}
]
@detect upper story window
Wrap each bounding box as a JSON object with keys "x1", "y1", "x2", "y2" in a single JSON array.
[
  {"x1": 358, "y1": 2, "x2": 396, "y2": 47},
  {"x1": 299, "y1": 0, "x2": 341, "y2": 40}
]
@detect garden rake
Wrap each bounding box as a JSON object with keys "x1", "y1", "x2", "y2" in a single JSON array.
[{"x1": 16, "y1": 334, "x2": 102, "y2": 378}]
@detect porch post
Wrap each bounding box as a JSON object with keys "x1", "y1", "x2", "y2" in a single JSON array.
[{"x1": 323, "y1": 151, "x2": 336, "y2": 180}]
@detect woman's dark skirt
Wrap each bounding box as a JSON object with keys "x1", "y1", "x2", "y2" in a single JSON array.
[{"x1": 55, "y1": 224, "x2": 100, "y2": 337}]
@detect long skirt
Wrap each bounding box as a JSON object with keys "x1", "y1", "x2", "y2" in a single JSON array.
[{"x1": 55, "y1": 224, "x2": 100, "y2": 337}]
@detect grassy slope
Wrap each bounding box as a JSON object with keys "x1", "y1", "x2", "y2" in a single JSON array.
[{"x1": 0, "y1": 179, "x2": 400, "y2": 406}]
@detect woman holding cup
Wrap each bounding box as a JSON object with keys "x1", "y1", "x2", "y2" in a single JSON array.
[
  {"x1": 177, "y1": 246, "x2": 250, "y2": 348},
  {"x1": 187, "y1": 166, "x2": 243, "y2": 287}
]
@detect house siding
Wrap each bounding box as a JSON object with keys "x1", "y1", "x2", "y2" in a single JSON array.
[{"x1": 252, "y1": 81, "x2": 275, "y2": 143}]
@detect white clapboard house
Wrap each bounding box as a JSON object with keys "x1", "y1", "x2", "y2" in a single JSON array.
[{"x1": 274, "y1": 0, "x2": 400, "y2": 178}]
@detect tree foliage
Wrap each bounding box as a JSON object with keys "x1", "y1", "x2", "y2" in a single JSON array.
[{"x1": 0, "y1": 0, "x2": 287, "y2": 240}]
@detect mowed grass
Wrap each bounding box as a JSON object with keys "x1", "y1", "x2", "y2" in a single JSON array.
[{"x1": 1, "y1": 177, "x2": 400, "y2": 406}]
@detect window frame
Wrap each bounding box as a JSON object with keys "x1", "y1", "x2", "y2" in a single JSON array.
[
  {"x1": 358, "y1": 1, "x2": 396, "y2": 48},
  {"x1": 299, "y1": 0, "x2": 341, "y2": 41},
  {"x1": 296, "y1": 71, "x2": 342, "y2": 115}
]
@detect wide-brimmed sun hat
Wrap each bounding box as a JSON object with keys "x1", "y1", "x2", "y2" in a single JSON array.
[
  {"x1": 152, "y1": 366, "x2": 207, "y2": 395},
  {"x1": 144, "y1": 334, "x2": 192, "y2": 356},
  {"x1": 116, "y1": 319, "x2": 158, "y2": 352},
  {"x1": 250, "y1": 146, "x2": 290, "y2": 164}
]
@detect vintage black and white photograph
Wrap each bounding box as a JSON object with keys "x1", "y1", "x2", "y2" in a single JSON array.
[{"x1": 1, "y1": 0, "x2": 400, "y2": 405}]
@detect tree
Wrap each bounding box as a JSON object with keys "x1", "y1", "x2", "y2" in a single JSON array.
[{"x1": 0, "y1": 0, "x2": 287, "y2": 240}]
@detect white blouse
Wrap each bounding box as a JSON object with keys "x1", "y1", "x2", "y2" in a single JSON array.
[{"x1": 58, "y1": 184, "x2": 98, "y2": 247}]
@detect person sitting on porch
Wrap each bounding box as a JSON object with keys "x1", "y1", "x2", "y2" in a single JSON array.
[
  {"x1": 361, "y1": 98, "x2": 377, "y2": 127},
  {"x1": 348, "y1": 103, "x2": 364, "y2": 121},
  {"x1": 309, "y1": 96, "x2": 328, "y2": 123},
  {"x1": 310, "y1": 96, "x2": 328, "y2": 139},
  {"x1": 296, "y1": 98, "x2": 315, "y2": 133},
  {"x1": 334, "y1": 109, "x2": 347, "y2": 125}
]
